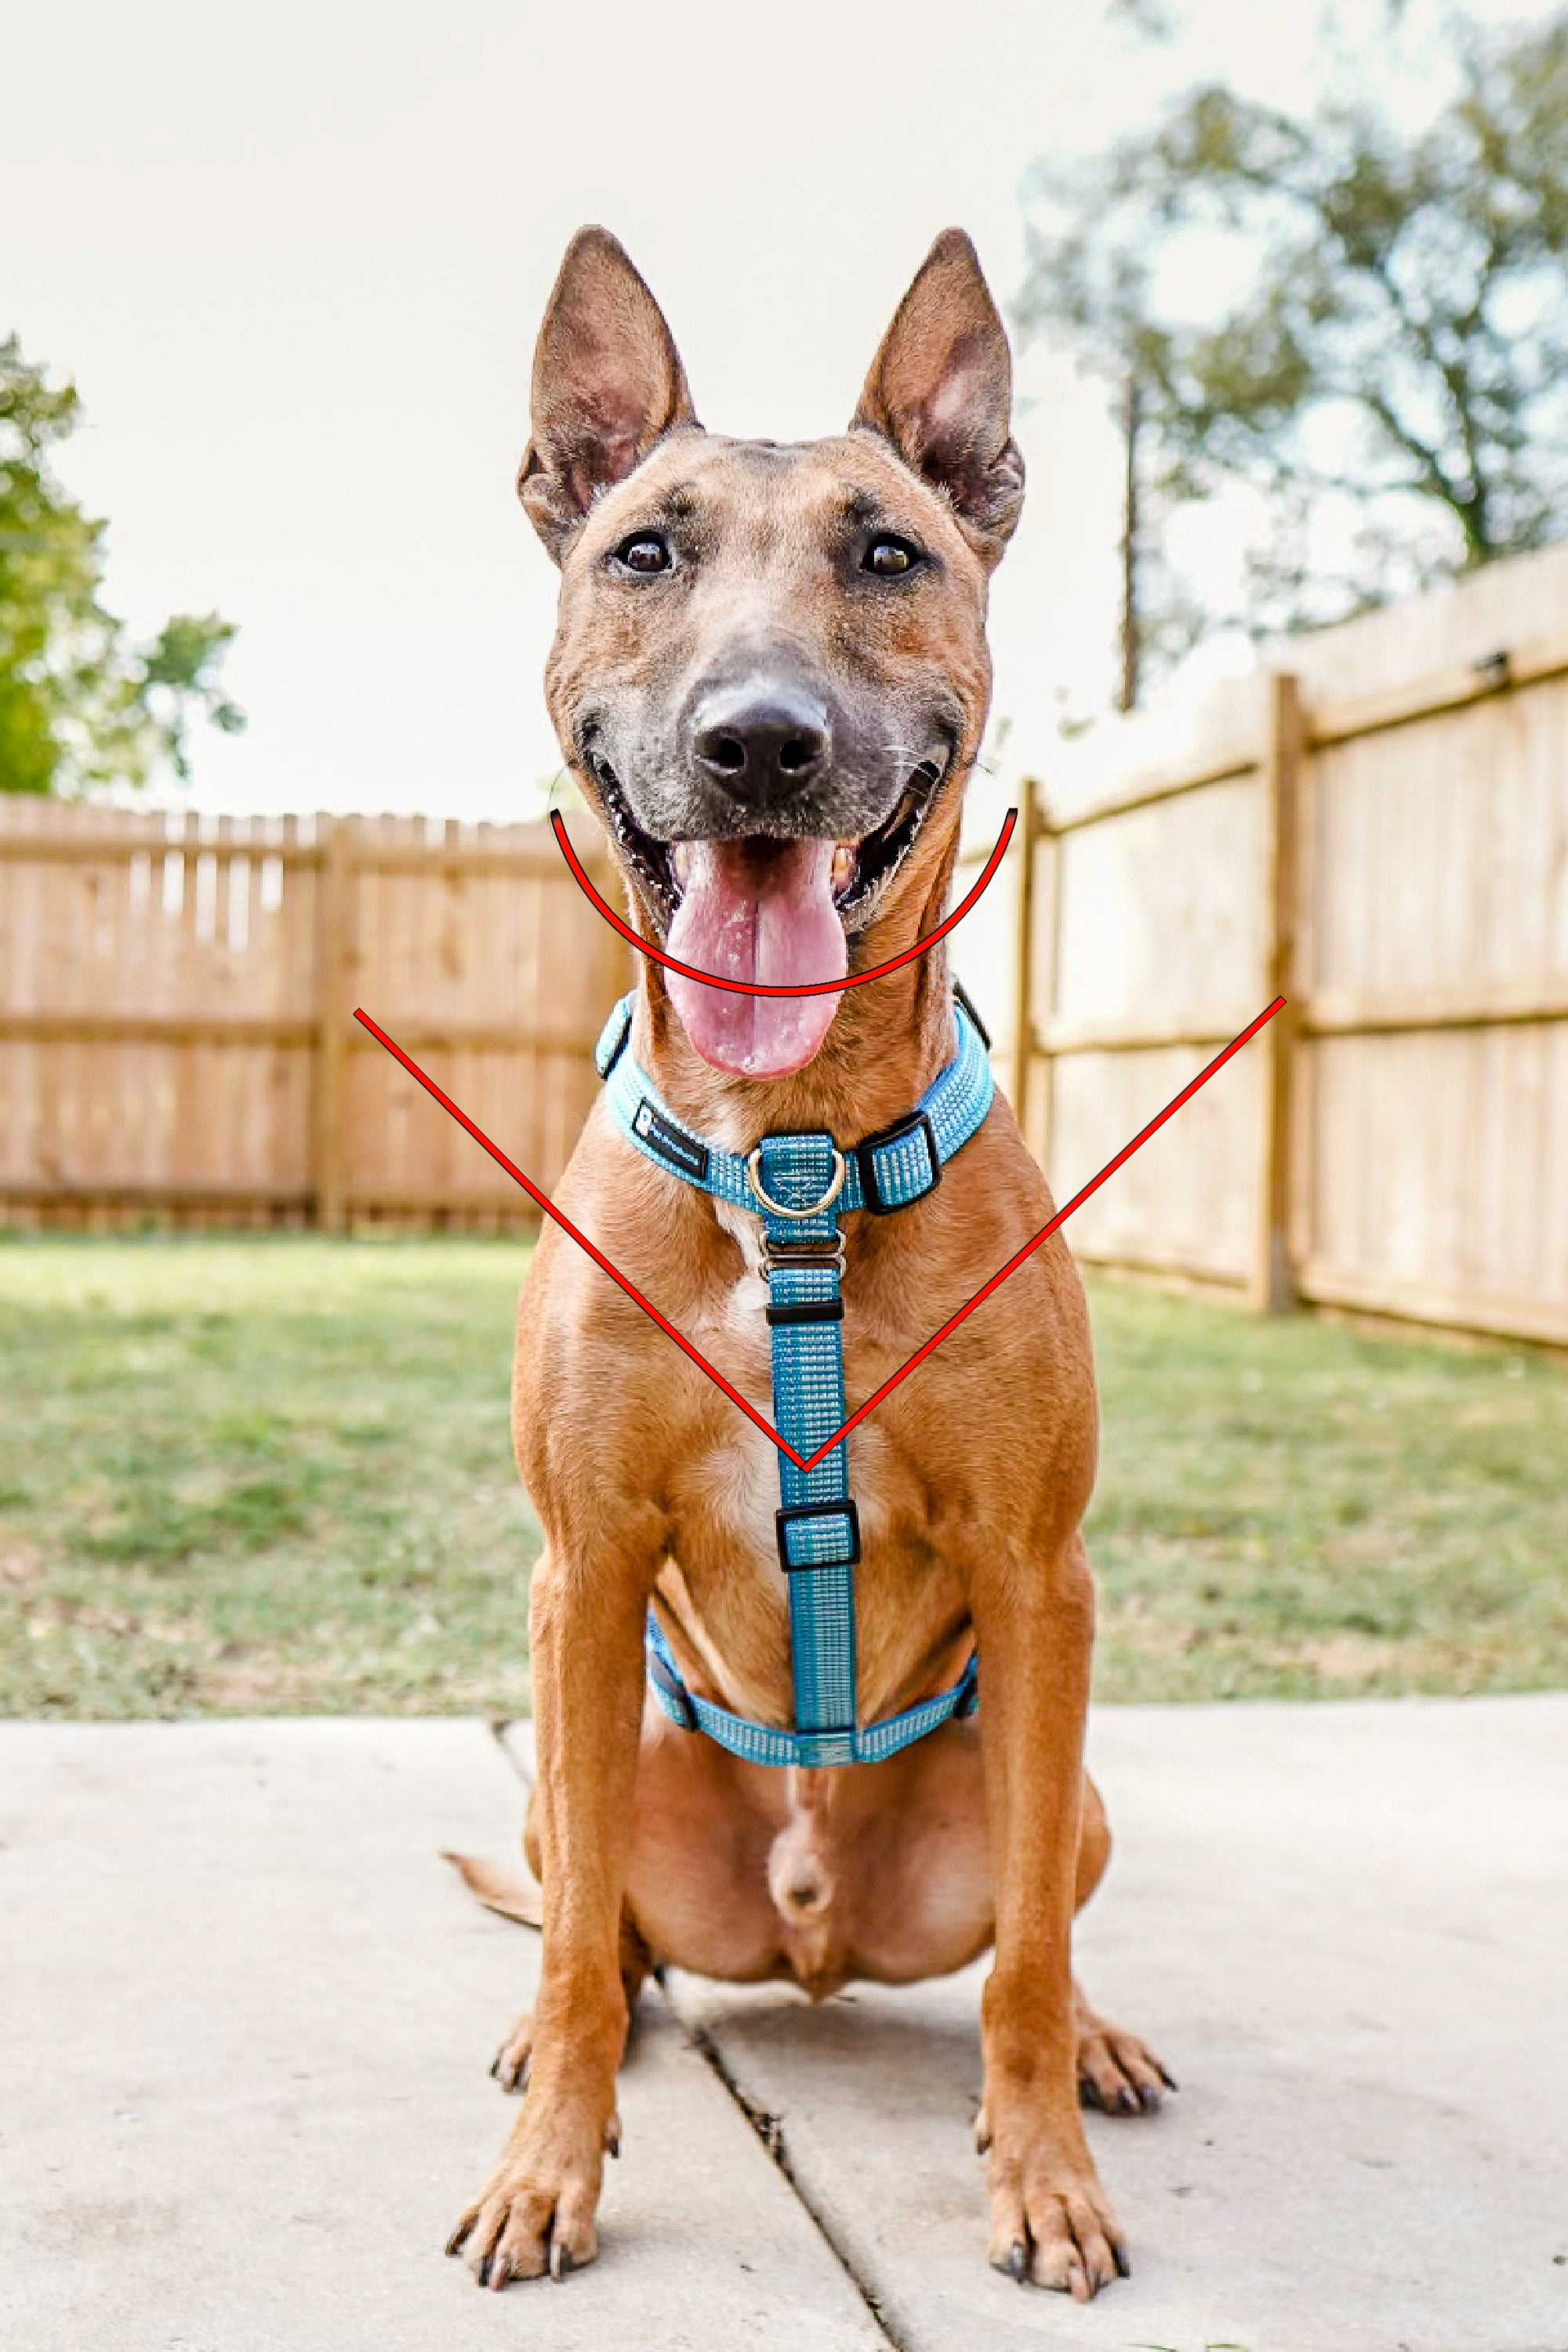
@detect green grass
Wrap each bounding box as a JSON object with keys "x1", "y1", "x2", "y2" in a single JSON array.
[
  {"x1": 0, "y1": 1237, "x2": 1563, "y2": 1715},
  {"x1": 0, "y1": 1237, "x2": 534, "y2": 1717},
  {"x1": 1086, "y1": 1275, "x2": 1568, "y2": 1700}
]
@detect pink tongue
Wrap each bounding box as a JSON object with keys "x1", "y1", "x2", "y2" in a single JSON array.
[{"x1": 666, "y1": 838, "x2": 848, "y2": 1076}]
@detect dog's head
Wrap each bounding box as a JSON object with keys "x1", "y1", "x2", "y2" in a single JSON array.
[{"x1": 521, "y1": 226, "x2": 1023, "y2": 1078}]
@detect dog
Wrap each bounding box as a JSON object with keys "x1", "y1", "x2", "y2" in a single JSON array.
[{"x1": 448, "y1": 224, "x2": 1171, "y2": 2303}]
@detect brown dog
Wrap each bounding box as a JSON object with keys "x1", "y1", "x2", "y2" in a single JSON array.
[{"x1": 448, "y1": 225, "x2": 1171, "y2": 2302}]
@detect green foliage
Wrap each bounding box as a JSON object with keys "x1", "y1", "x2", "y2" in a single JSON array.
[
  {"x1": 0, "y1": 336, "x2": 244, "y2": 794},
  {"x1": 1018, "y1": 10, "x2": 1568, "y2": 676}
]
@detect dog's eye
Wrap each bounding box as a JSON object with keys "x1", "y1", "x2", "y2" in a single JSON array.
[
  {"x1": 864, "y1": 537, "x2": 919, "y2": 578},
  {"x1": 614, "y1": 533, "x2": 673, "y2": 575}
]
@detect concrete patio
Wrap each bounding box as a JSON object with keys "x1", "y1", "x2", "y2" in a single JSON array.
[{"x1": 2, "y1": 1698, "x2": 1565, "y2": 2351}]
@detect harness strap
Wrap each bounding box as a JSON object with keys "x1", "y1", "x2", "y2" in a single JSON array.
[
  {"x1": 598, "y1": 987, "x2": 992, "y2": 1768},
  {"x1": 645, "y1": 1610, "x2": 978, "y2": 1769}
]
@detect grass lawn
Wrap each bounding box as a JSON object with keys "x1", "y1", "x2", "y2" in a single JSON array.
[{"x1": 1, "y1": 1236, "x2": 1564, "y2": 1715}]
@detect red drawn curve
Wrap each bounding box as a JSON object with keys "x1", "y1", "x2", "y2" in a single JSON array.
[{"x1": 550, "y1": 806, "x2": 1017, "y2": 998}]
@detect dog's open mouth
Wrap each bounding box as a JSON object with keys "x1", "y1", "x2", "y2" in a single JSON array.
[
  {"x1": 587, "y1": 757, "x2": 944, "y2": 936},
  {"x1": 586, "y1": 758, "x2": 946, "y2": 1078}
]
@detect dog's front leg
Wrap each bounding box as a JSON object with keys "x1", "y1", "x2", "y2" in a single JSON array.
[
  {"x1": 972, "y1": 1533, "x2": 1127, "y2": 2300},
  {"x1": 450, "y1": 1534, "x2": 655, "y2": 2288}
]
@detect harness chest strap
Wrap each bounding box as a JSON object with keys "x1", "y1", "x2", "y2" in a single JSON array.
[{"x1": 595, "y1": 986, "x2": 992, "y2": 1770}]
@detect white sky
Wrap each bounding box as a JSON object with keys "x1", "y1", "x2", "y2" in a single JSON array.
[{"x1": 5, "y1": 0, "x2": 1551, "y2": 818}]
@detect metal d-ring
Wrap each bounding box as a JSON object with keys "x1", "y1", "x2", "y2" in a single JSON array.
[{"x1": 746, "y1": 1146, "x2": 847, "y2": 1221}]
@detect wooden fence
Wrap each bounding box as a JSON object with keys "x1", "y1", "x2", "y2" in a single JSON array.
[
  {"x1": 951, "y1": 540, "x2": 1568, "y2": 1349},
  {"x1": 0, "y1": 802, "x2": 630, "y2": 1229}
]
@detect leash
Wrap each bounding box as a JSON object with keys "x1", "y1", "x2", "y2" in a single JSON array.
[{"x1": 594, "y1": 983, "x2": 993, "y2": 1769}]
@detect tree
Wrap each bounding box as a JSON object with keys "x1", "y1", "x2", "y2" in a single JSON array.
[
  {"x1": 0, "y1": 336, "x2": 244, "y2": 794},
  {"x1": 1016, "y1": 10, "x2": 1568, "y2": 702}
]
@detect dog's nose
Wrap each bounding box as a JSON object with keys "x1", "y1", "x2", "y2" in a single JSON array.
[{"x1": 690, "y1": 684, "x2": 831, "y2": 805}]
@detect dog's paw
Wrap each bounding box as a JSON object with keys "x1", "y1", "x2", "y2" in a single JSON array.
[
  {"x1": 985, "y1": 2143, "x2": 1127, "y2": 2302},
  {"x1": 1076, "y1": 2006, "x2": 1177, "y2": 2118},
  {"x1": 448, "y1": 2107, "x2": 611, "y2": 2289}
]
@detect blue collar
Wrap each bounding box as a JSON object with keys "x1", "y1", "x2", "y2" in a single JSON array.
[{"x1": 593, "y1": 986, "x2": 992, "y2": 1769}]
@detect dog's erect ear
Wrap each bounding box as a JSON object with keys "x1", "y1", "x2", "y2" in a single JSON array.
[
  {"x1": 519, "y1": 227, "x2": 699, "y2": 562},
  {"x1": 852, "y1": 230, "x2": 1025, "y2": 568}
]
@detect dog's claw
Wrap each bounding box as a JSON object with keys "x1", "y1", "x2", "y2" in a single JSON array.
[
  {"x1": 1158, "y1": 2062, "x2": 1179, "y2": 2092},
  {"x1": 1007, "y1": 2239, "x2": 1028, "y2": 2283},
  {"x1": 1114, "y1": 2241, "x2": 1132, "y2": 2278},
  {"x1": 445, "y1": 2217, "x2": 473, "y2": 2259},
  {"x1": 550, "y1": 2240, "x2": 573, "y2": 2282},
  {"x1": 1138, "y1": 2082, "x2": 1162, "y2": 2114}
]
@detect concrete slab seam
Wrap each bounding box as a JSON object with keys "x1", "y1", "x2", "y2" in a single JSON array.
[{"x1": 490, "y1": 1712, "x2": 902, "y2": 2345}]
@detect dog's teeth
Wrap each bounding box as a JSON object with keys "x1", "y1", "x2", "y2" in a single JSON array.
[
  {"x1": 673, "y1": 844, "x2": 691, "y2": 884},
  {"x1": 831, "y1": 843, "x2": 856, "y2": 895}
]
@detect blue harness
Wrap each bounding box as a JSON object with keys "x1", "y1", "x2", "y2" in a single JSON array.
[{"x1": 593, "y1": 985, "x2": 994, "y2": 1769}]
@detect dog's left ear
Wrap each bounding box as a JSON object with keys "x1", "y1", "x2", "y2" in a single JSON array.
[
  {"x1": 520, "y1": 226, "x2": 701, "y2": 563},
  {"x1": 852, "y1": 230, "x2": 1025, "y2": 568}
]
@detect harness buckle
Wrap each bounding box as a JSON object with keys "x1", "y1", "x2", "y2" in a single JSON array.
[
  {"x1": 758, "y1": 1232, "x2": 847, "y2": 1282},
  {"x1": 765, "y1": 1295, "x2": 844, "y2": 1327},
  {"x1": 775, "y1": 1498, "x2": 861, "y2": 1571},
  {"x1": 855, "y1": 1108, "x2": 941, "y2": 1215}
]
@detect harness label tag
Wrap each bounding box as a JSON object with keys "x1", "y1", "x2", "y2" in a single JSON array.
[{"x1": 633, "y1": 1101, "x2": 711, "y2": 1181}]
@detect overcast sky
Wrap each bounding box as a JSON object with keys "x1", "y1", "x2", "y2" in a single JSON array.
[{"x1": 5, "y1": 0, "x2": 1548, "y2": 818}]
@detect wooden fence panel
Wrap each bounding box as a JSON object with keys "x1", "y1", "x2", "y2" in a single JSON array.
[
  {"x1": 1294, "y1": 665, "x2": 1568, "y2": 1341},
  {"x1": 993, "y1": 549, "x2": 1568, "y2": 1345},
  {"x1": 0, "y1": 806, "x2": 321, "y2": 1218},
  {"x1": 0, "y1": 800, "x2": 630, "y2": 1229}
]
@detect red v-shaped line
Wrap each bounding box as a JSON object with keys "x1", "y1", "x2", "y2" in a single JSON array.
[{"x1": 354, "y1": 1000, "x2": 1283, "y2": 1473}]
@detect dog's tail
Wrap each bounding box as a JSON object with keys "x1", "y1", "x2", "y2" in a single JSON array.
[{"x1": 441, "y1": 1850, "x2": 543, "y2": 1929}]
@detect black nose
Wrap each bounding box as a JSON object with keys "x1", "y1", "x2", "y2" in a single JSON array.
[{"x1": 690, "y1": 683, "x2": 831, "y2": 805}]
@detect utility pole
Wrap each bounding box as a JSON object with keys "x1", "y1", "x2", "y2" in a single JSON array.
[{"x1": 1118, "y1": 371, "x2": 1142, "y2": 714}]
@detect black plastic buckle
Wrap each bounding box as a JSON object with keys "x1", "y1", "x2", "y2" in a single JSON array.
[
  {"x1": 953, "y1": 977, "x2": 992, "y2": 1051},
  {"x1": 765, "y1": 1297, "x2": 844, "y2": 1327},
  {"x1": 855, "y1": 1108, "x2": 940, "y2": 1215},
  {"x1": 594, "y1": 1000, "x2": 632, "y2": 1080},
  {"x1": 775, "y1": 1498, "x2": 861, "y2": 1572},
  {"x1": 646, "y1": 1643, "x2": 699, "y2": 1731}
]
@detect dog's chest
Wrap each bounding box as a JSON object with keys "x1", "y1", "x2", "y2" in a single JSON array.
[{"x1": 674, "y1": 1251, "x2": 933, "y2": 1587}]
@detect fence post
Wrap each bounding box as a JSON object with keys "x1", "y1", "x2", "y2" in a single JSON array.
[
  {"x1": 1036, "y1": 803, "x2": 1062, "y2": 1189},
  {"x1": 1251, "y1": 673, "x2": 1304, "y2": 1312},
  {"x1": 1010, "y1": 775, "x2": 1040, "y2": 1129},
  {"x1": 311, "y1": 815, "x2": 353, "y2": 1234}
]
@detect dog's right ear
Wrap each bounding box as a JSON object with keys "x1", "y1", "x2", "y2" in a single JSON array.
[{"x1": 519, "y1": 227, "x2": 700, "y2": 563}]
